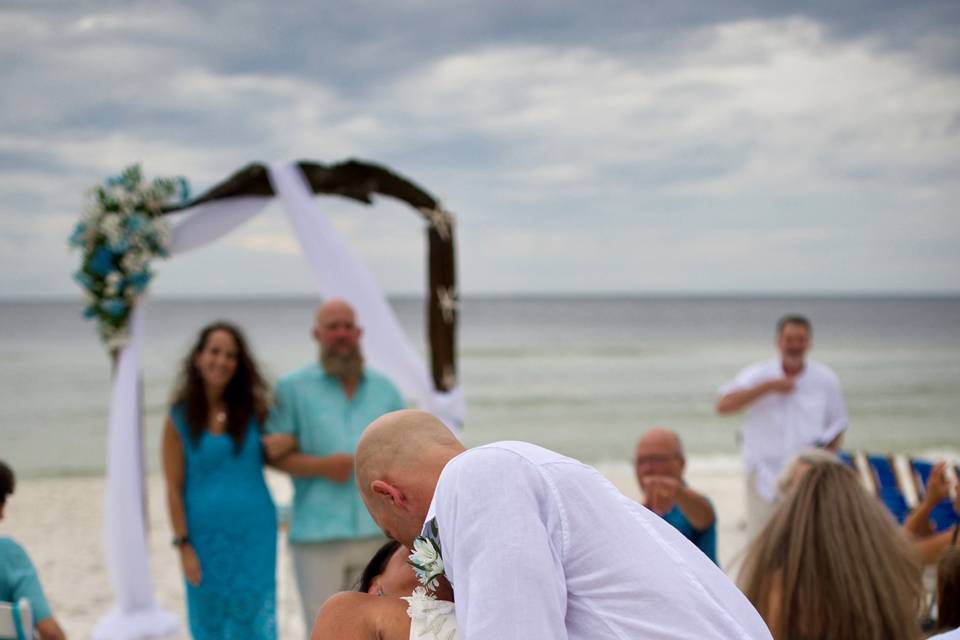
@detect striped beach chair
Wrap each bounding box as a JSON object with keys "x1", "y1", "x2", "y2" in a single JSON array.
[
  {"x1": 865, "y1": 454, "x2": 911, "y2": 523},
  {"x1": 840, "y1": 450, "x2": 882, "y2": 495}
]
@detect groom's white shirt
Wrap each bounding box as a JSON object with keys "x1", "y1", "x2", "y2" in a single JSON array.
[{"x1": 423, "y1": 441, "x2": 772, "y2": 639}]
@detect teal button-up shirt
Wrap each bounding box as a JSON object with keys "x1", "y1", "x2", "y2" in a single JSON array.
[
  {"x1": 0, "y1": 536, "x2": 53, "y2": 625},
  {"x1": 663, "y1": 503, "x2": 718, "y2": 566},
  {"x1": 267, "y1": 364, "x2": 404, "y2": 543}
]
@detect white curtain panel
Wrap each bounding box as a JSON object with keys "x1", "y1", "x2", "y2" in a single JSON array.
[
  {"x1": 92, "y1": 305, "x2": 180, "y2": 640},
  {"x1": 95, "y1": 163, "x2": 463, "y2": 637},
  {"x1": 168, "y1": 196, "x2": 272, "y2": 255}
]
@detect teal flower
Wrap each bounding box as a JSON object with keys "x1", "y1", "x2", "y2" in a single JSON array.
[
  {"x1": 110, "y1": 238, "x2": 130, "y2": 253},
  {"x1": 101, "y1": 298, "x2": 128, "y2": 318},
  {"x1": 82, "y1": 305, "x2": 98, "y2": 319},
  {"x1": 126, "y1": 270, "x2": 151, "y2": 293},
  {"x1": 126, "y1": 212, "x2": 148, "y2": 233},
  {"x1": 88, "y1": 245, "x2": 115, "y2": 276}
]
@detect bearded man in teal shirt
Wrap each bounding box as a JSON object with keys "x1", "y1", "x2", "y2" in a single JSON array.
[{"x1": 269, "y1": 299, "x2": 404, "y2": 632}]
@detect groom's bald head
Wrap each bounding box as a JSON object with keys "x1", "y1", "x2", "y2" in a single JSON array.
[
  {"x1": 357, "y1": 410, "x2": 465, "y2": 545},
  {"x1": 357, "y1": 410, "x2": 462, "y2": 487}
]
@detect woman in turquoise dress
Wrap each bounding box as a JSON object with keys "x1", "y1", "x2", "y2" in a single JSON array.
[{"x1": 162, "y1": 321, "x2": 295, "y2": 639}]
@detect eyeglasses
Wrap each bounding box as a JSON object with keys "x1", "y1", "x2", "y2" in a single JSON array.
[{"x1": 633, "y1": 454, "x2": 679, "y2": 466}]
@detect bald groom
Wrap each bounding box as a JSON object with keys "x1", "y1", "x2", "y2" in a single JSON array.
[{"x1": 356, "y1": 410, "x2": 771, "y2": 639}]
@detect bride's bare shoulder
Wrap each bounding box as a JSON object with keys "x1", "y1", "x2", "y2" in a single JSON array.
[{"x1": 311, "y1": 592, "x2": 410, "y2": 640}]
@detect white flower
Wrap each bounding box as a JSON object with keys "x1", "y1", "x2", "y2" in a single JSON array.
[
  {"x1": 101, "y1": 213, "x2": 123, "y2": 245},
  {"x1": 117, "y1": 193, "x2": 136, "y2": 215},
  {"x1": 152, "y1": 219, "x2": 172, "y2": 251},
  {"x1": 121, "y1": 250, "x2": 145, "y2": 272},
  {"x1": 409, "y1": 536, "x2": 444, "y2": 591},
  {"x1": 411, "y1": 536, "x2": 440, "y2": 568},
  {"x1": 104, "y1": 271, "x2": 122, "y2": 296},
  {"x1": 121, "y1": 252, "x2": 135, "y2": 272},
  {"x1": 131, "y1": 234, "x2": 149, "y2": 253}
]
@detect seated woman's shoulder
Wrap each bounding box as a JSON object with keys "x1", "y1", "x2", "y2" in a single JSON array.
[
  {"x1": 312, "y1": 591, "x2": 409, "y2": 640},
  {"x1": 0, "y1": 536, "x2": 31, "y2": 561}
]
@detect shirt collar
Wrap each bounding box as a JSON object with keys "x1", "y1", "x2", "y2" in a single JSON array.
[
  {"x1": 420, "y1": 449, "x2": 466, "y2": 536},
  {"x1": 422, "y1": 499, "x2": 437, "y2": 537}
]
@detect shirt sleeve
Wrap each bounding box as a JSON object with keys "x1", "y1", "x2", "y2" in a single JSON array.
[
  {"x1": 818, "y1": 374, "x2": 848, "y2": 445},
  {"x1": 265, "y1": 378, "x2": 296, "y2": 436},
  {"x1": 5, "y1": 541, "x2": 53, "y2": 623},
  {"x1": 438, "y1": 449, "x2": 568, "y2": 640},
  {"x1": 717, "y1": 366, "x2": 755, "y2": 396}
]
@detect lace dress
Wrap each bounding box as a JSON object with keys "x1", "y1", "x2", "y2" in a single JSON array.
[
  {"x1": 403, "y1": 588, "x2": 459, "y2": 640},
  {"x1": 172, "y1": 407, "x2": 277, "y2": 639}
]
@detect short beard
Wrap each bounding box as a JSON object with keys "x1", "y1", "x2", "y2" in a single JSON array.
[{"x1": 321, "y1": 347, "x2": 364, "y2": 381}]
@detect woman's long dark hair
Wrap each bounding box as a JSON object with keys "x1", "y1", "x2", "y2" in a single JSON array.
[
  {"x1": 357, "y1": 540, "x2": 402, "y2": 593},
  {"x1": 171, "y1": 321, "x2": 270, "y2": 453}
]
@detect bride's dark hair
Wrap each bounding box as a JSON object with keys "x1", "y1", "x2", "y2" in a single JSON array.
[
  {"x1": 357, "y1": 540, "x2": 402, "y2": 593},
  {"x1": 171, "y1": 321, "x2": 270, "y2": 452}
]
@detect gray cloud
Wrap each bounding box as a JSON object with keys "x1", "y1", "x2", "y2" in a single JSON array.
[{"x1": 0, "y1": 1, "x2": 958, "y2": 297}]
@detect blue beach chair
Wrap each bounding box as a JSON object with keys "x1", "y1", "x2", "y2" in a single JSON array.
[
  {"x1": 910, "y1": 458, "x2": 960, "y2": 532},
  {"x1": 866, "y1": 454, "x2": 910, "y2": 523}
]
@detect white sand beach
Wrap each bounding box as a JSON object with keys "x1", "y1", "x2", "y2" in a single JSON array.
[{"x1": 2, "y1": 465, "x2": 749, "y2": 639}]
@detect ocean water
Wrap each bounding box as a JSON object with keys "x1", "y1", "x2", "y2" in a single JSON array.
[{"x1": 2, "y1": 295, "x2": 959, "y2": 478}]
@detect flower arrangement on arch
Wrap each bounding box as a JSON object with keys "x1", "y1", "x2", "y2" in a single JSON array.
[{"x1": 69, "y1": 164, "x2": 189, "y2": 351}]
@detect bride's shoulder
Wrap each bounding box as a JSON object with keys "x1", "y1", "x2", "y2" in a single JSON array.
[{"x1": 312, "y1": 592, "x2": 409, "y2": 640}]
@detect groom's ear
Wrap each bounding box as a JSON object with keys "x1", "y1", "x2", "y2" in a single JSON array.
[{"x1": 370, "y1": 480, "x2": 405, "y2": 508}]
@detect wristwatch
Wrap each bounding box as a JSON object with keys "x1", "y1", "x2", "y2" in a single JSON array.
[{"x1": 172, "y1": 535, "x2": 190, "y2": 548}]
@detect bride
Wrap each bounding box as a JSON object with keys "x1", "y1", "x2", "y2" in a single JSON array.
[{"x1": 311, "y1": 541, "x2": 458, "y2": 640}]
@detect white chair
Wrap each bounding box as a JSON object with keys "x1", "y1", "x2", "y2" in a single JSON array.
[{"x1": 0, "y1": 598, "x2": 33, "y2": 640}]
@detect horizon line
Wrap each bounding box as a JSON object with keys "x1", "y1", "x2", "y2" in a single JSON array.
[{"x1": 4, "y1": 290, "x2": 960, "y2": 303}]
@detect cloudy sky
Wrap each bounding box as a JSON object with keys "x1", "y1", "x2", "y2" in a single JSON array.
[{"x1": 2, "y1": 0, "x2": 958, "y2": 298}]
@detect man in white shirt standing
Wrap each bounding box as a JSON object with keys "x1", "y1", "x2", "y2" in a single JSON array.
[
  {"x1": 355, "y1": 410, "x2": 772, "y2": 639},
  {"x1": 715, "y1": 314, "x2": 848, "y2": 539}
]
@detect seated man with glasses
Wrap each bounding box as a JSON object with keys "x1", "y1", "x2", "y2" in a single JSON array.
[{"x1": 634, "y1": 428, "x2": 718, "y2": 565}]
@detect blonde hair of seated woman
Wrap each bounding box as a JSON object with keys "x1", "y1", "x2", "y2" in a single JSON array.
[{"x1": 739, "y1": 462, "x2": 925, "y2": 640}]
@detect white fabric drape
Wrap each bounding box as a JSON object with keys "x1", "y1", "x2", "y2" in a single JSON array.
[
  {"x1": 92, "y1": 305, "x2": 179, "y2": 640},
  {"x1": 168, "y1": 196, "x2": 272, "y2": 255},
  {"x1": 94, "y1": 162, "x2": 462, "y2": 638},
  {"x1": 267, "y1": 162, "x2": 464, "y2": 430}
]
